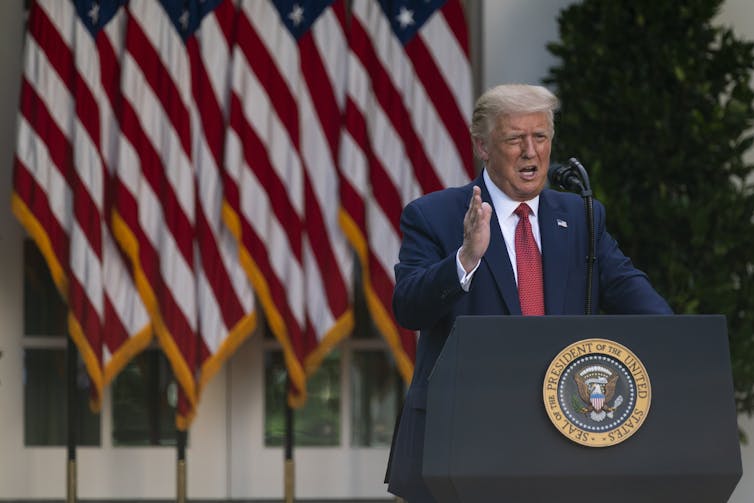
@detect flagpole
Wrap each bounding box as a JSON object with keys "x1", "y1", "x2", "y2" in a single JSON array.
[
  {"x1": 66, "y1": 336, "x2": 77, "y2": 503},
  {"x1": 177, "y1": 429, "x2": 187, "y2": 503},
  {"x1": 284, "y1": 377, "x2": 294, "y2": 503}
]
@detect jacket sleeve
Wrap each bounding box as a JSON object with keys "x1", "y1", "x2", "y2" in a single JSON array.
[{"x1": 392, "y1": 200, "x2": 466, "y2": 330}]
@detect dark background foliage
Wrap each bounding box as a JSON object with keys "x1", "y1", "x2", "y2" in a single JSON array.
[{"x1": 545, "y1": 0, "x2": 754, "y2": 419}]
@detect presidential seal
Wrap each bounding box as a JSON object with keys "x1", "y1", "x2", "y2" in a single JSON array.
[{"x1": 543, "y1": 338, "x2": 651, "y2": 447}]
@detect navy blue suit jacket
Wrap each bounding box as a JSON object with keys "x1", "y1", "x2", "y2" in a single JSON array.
[{"x1": 386, "y1": 175, "x2": 672, "y2": 502}]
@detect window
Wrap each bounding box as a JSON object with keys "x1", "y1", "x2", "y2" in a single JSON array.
[
  {"x1": 264, "y1": 350, "x2": 341, "y2": 446},
  {"x1": 350, "y1": 349, "x2": 403, "y2": 447},
  {"x1": 23, "y1": 239, "x2": 177, "y2": 447},
  {"x1": 111, "y1": 349, "x2": 179, "y2": 446},
  {"x1": 263, "y1": 339, "x2": 404, "y2": 448},
  {"x1": 23, "y1": 240, "x2": 100, "y2": 446},
  {"x1": 24, "y1": 347, "x2": 100, "y2": 446}
]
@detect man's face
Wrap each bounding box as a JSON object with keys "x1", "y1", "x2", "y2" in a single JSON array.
[{"x1": 476, "y1": 112, "x2": 552, "y2": 202}]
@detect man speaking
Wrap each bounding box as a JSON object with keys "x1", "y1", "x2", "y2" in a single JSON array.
[{"x1": 385, "y1": 84, "x2": 672, "y2": 502}]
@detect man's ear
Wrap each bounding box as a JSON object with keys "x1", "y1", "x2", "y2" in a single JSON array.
[{"x1": 473, "y1": 137, "x2": 488, "y2": 161}]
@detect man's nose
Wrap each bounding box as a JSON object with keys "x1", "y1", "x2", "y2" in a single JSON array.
[{"x1": 521, "y1": 135, "x2": 536, "y2": 158}]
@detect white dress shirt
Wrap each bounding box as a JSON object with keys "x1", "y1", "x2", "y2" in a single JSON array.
[{"x1": 456, "y1": 169, "x2": 542, "y2": 290}]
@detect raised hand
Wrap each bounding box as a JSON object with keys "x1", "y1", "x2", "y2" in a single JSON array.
[{"x1": 458, "y1": 185, "x2": 492, "y2": 273}]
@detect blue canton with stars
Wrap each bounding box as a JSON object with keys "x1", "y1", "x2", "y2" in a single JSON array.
[
  {"x1": 270, "y1": 0, "x2": 335, "y2": 41},
  {"x1": 73, "y1": 0, "x2": 126, "y2": 37},
  {"x1": 159, "y1": 0, "x2": 225, "y2": 42},
  {"x1": 378, "y1": 0, "x2": 447, "y2": 45}
]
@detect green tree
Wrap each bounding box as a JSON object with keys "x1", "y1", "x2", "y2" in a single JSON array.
[{"x1": 546, "y1": 0, "x2": 754, "y2": 418}]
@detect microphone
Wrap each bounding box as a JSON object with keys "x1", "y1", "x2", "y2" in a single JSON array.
[
  {"x1": 548, "y1": 162, "x2": 584, "y2": 193},
  {"x1": 568, "y1": 157, "x2": 591, "y2": 192}
]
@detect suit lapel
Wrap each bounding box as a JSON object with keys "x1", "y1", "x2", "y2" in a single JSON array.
[
  {"x1": 539, "y1": 190, "x2": 572, "y2": 315},
  {"x1": 479, "y1": 179, "x2": 521, "y2": 315}
]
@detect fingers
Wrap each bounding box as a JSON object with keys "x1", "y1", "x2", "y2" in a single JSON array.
[
  {"x1": 470, "y1": 185, "x2": 482, "y2": 208},
  {"x1": 466, "y1": 185, "x2": 482, "y2": 224},
  {"x1": 480, "y1": 201, "x2": 492, "y2": 224},
  {"x1": 460, "y1": 186, "x2": 490, "y2": 272}
]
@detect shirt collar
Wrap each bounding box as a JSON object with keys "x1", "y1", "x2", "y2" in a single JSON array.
[{"x1": 482, "y1": 169, "x2": 540, "y2": 219}]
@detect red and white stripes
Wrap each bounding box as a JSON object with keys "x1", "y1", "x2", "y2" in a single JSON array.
[
  {"x1": 111, "y1": 0, "x2": 256, "y2": 427},
  {"x1": 223, "y1": 0, "x2": 354, "y2": 407},
  {"x1": 339, "y1": 0, "x2": 473, "y2": 382},
  {"x1": 13, "y1": 0, "x2": 473, "y2": 420}
]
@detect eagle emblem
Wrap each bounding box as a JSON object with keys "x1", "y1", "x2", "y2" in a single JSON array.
[
  {"x1": 544, "y1": 339, "x2": 651, "y2": 447},
  {"x1": 574, "y1": 365, "x2": 624, "y2": 422}
]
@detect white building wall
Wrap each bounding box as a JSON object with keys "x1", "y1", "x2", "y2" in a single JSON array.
[
  {"x1": 482, "y1": 0, "x2": 573, "y2": 88},
  {"x1": 0, "y1": 0, "x2": 753, "y2": 500},
  {"x1": 0, "y1": 0, "x2": 27, "y2": 494}
]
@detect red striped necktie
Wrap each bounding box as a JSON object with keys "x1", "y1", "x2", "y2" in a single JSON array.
[{"x1": 514, "y1": 203, "x2": 545, "y2": 315}]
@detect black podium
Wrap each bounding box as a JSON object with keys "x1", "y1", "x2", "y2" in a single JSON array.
[{"x1": 423, "y1": 315, "x2": 742, "y2": 502}]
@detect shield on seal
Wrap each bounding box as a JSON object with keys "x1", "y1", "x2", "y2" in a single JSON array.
[{"x1": 590, "y1": 386, "x2": 605, "y2": 411}]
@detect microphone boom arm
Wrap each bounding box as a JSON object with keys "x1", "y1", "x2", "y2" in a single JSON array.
[
  {"x1": 550, "y1": 158, "x2": 596, "y2": 315},
  {"x1": 570, "y1": 157, "x2": 595, "y2": 315}
]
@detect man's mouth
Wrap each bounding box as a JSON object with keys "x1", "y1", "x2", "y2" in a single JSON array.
[{"x1": 519, "y1": 165, "x2": 538, "y2": 179}]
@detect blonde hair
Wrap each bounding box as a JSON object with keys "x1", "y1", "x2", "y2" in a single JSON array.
[{"x1": 470, "y1": 84, "x2": 559, "y2": 150}]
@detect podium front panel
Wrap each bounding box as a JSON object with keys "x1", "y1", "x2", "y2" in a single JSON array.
[{"x1": 423, "y1": 315, "x2": 742, "y2": 503}]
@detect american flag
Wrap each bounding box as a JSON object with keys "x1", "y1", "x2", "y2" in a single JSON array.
[
  {"x1": 69, "y1": 0, "x2": 156, "y2": 386},
  {"x1": 110, "y1": 0, "x2": 256, "y2": 428},
  {"x1": 339, "y1": 0, "x2": 474, "y2": 382},
  {"x1": 12, "y1": 0, "x2": 153, "y2": 408},
  {"x1": 223, "y1": 0, "x2": 354, "y2": 407},
  {"x1": 14, "y1": 0, "x2": 472, "y2": 420},
  {"x1": 186, "y1": 0, "x2": 258, "y2": 400}
]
